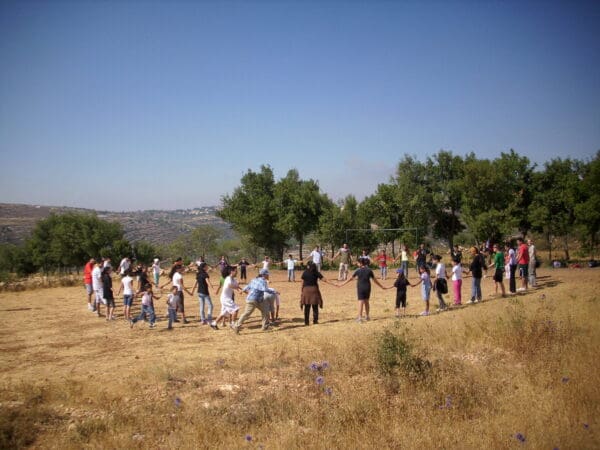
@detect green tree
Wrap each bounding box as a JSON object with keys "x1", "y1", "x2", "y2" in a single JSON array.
[
  {"x1": 426, "y1": 150, "x2": 465, "y2": 249},
  {"x1": 529, "y1": 157, "x2": 583, "y2": 260},
  {"x1": 190, "y1": 225, "x2": 221, "y2": 259},
  {"x1": 392, "y1": 155, "x2": 431, "y2": 246},
  {"x1": 494, "y1": 149, "x2": 535, "y2": 236},
  {"x1": 459, "y1": 154, "x2": 521, "y2": 244},
  {"x1": 132, "y1": 241, "x2": 158, "y2": 265},
  {"x1": 24, "y1": 213, "x2": 125, "y2": 273},
  {"x1": 274, "y1": 169, "x2": 326, "y2": 259},
  {"x1": 218, "y1": 165, "x2": 287, "y2": 259},
  {"x1": 574, "y1": 151, "x2": 600, "y2": 258}
]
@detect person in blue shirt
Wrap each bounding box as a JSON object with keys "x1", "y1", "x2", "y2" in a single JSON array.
[{"x1": 232, "y1": 269, "x2": 277, "y2": 334}]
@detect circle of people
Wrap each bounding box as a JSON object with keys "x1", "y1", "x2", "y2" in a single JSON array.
[{"x1": 81, "y1": 237, "x2": 537, "y2": 332}]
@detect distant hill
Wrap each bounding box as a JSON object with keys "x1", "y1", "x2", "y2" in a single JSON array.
[{"x1": 0, "y1": 203, "x2": 230, "y2": 245}]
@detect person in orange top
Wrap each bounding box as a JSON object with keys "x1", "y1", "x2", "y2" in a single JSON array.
[
  {"x1": 83, "y1": 257, "x2": 96, "y2": 312},
  {"x1": 515, "y1": 237, "x2": 530, "y2": 292}
]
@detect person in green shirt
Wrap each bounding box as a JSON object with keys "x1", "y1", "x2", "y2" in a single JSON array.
[{"x1": 488, "y1": 244, "x2": 506, "y2": 297}]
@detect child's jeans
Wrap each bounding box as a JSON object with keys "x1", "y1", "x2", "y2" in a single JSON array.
[
  {"x1": 167, "y1": 308, "x2": 177, "y2": 329},
  {"x1": 133, "y1": 304, "x2": 155, "y2": 325}
]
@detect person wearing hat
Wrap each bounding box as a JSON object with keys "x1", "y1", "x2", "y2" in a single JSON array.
[
  {"x1": 151, "y1": 258, "x2": 162, "y2": 286},
  {"x1": 232, "y1": 269, "x2": 278, "y2": 334}
]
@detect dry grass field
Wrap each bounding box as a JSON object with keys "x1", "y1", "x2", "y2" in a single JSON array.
[{"x1": 1, "y1": 264, "x2": 599, "y2": 449}]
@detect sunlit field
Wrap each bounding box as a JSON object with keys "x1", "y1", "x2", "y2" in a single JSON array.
[{"x1": 1, "y1": 264, "x2": 599, "y2": 449}]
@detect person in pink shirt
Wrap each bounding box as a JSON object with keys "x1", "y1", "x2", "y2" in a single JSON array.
[
  {"x1": 515, "y1": 237, "x2": 529, "y2": 292},
  {"x1": 375, "y1": 249, "x2": 394, "y2": 280},
  {"x1": 83, "y1": 258, "x2": 96, "y2": 312}
]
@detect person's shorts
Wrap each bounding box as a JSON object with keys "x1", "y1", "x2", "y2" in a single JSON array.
[
  {"x1": 95, "y1": 290, "x2": 104, "y2": 304},
  {"x1": 357, "y1": 288, "x2": 371, "y2": 301},
  {"x1": 493, "y1": 269, "x2": 504, "y2": 283},
  {"x1": 105, "y1": 297, "x2": 115, "y2": 308},
  {"x1": 178, "y1": 291, "x2": 185, "y2": 312},
  {"x1": 518, "y1": 264, "x2": 529, "y2": 278},
  {"x1": 123, "y1": 294, "x2": 134, "y2": 307},
  {"x1": 85, "y1": 283, "x2": 93, "y2": 294}
]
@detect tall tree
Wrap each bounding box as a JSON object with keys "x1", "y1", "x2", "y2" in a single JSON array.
[
  {"x1": 392, "y1": 155, "x2": 432, "y2": 246},
  {"x1": 574, "y1": 151, "x2": 600, "y2": 258},
  {"x1": 218, "y1": 165, "x2": 287, "y2": 259},
  {"x1": 274, "y1": 169, "x2": 326, "y2": 259},
  {"x1": 459, "y1": 153, "x2": 521, "y2": 244},
  {"x1": 426, "y1": 150, "x2": 465, "y2": 249},
  {"x1": 529, "y1": 157, "x2": 584, "y2": 260}
]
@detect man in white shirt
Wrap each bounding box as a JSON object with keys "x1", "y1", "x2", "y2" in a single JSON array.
[
  {"x1": 284, "y1": 254, "x2": 297, "y2": 282},
  {"x1": 307, "y1": 246, "x2": 323, "y2": 272},
  {"x1": 91, "y1": 261, "x2": 104, "y2": 317},
  {"x1": 118, "y1": 257, "x2": 131, "y2": 277}
]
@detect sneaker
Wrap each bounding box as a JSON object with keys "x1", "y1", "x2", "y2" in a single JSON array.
[
  {"x1": 87, "y1": 304, "x2": 94, "y2": 311},
  {"x1": 517, "y1": 287, "x2": 526, "y2": 292},
  {"x1": 420, "y1": 311, "x2": 430, "y2": 316},
  {"x1": 174, "y1": 319, "x2": 181, "y2": 323},
  {"x1": 183, "y1": 319, "x2": 190, "y2": 324},
  {"x1": 210, "y1": 321, "x2": 219, "y2": 330},
  {"x1": 129, "y1": 319, "x2": 134, "y2": 328},
  {"x1": 231, "y1": 324, "x2": 240, "y2": 334},
  {"x1": 149, "y1": 323, "x2": 155, "y2": 328},
  {"x1": 364, "y1": 316, "x2": 370, "y2": 321},
  {"x1": 355, "y1": 317, "x2": 362, "y2": 323}
]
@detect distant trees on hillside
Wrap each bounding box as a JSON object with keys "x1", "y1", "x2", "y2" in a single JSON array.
[{"x1": 0, "y1": 213, "x2": 158, "y2": 276}]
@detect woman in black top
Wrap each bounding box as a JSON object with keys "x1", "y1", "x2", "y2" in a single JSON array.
[
  {"x1": 300, "y1": 261, "x2": 334, "y2": 325},
  {"x1": 467, "y1": 246, "x2": 485, "y2": 303}
]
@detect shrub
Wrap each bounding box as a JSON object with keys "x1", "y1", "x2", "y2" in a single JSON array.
[{"x1": 375, "y1": 326, "x2": 431, "y2": 386}]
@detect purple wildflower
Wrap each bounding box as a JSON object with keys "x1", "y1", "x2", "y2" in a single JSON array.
[
  {"x1": 309, "y1": 362, "x2": 321, "y2": 371},
  {"x1": 583, "y1": 423, "x2": 589, "y2": 429},
  {"x1": 216, "y1": 358, "x2": 225, "y2": 366},
  {"x1": 324, "y1": 387, "x2": 333, "y2": 396},
  {"x1": 174, "y1": 397, "x2": 182, "y2": 407},
  {"x1": 321, "y1": 361, "x2": 330, "y2": 370},
  {"x1": 245, "y1": 434, "x2": 252, "y2": 442},
  {"x1": 561, "y1": 377, "x2": 570, "y2": 383},
  {"x1": 316, "y1": 376, "x2": 325, "y2": 385},
  {"x1": 445, "y1": 396, "x2": 453, "y2": 408},
  {"x1": 515, "y1": 433, "x2": 526, "y2": 443}
]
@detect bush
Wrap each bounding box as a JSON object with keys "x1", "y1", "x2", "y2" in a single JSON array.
[{"x1": 375, "y1": 326, "x2": 431, "y2": 387}]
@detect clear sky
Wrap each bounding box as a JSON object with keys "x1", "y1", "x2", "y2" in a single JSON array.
[{"x1": 1, "y1": 0, "x2": 599, "y2": 211}]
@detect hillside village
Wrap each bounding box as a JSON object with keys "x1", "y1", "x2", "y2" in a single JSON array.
[{"x1": 0, "y1": 203, "x2": 230, "y2": 246}]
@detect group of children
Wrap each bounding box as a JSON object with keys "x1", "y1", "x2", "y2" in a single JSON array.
[{"x1": 85, "y1": 241, "x2": 532, "y2": 331}]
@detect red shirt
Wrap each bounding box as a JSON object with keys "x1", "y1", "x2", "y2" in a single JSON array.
[
  {"x1": 84, "y1": 262, "x2": 94, "y2": 284},
  {"x1": 376, "y1": 254, "x2": 392, "y2": 268},
  {"x1": 517, "y1": 243, "x2": 529, "y2": 265}
]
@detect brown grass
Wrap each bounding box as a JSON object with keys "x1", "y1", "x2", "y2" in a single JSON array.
[{"x1": 0, "y1": 266, "x2": 599, "y2": 449}]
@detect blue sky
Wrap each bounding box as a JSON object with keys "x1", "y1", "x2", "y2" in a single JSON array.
[{"x1": 1, "y1": 0, "x2": 599, "y2": 211}]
